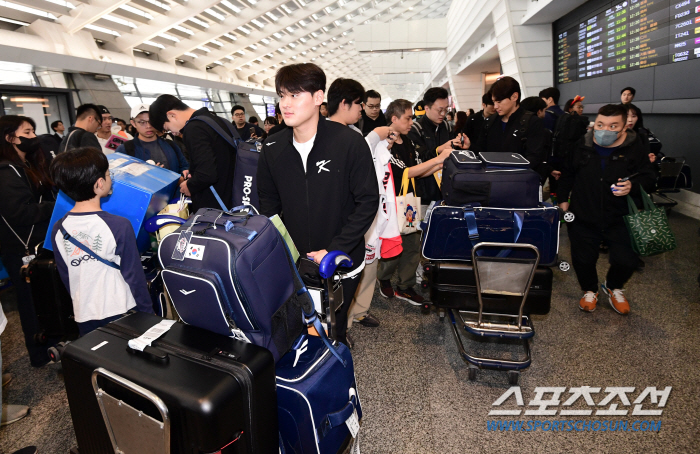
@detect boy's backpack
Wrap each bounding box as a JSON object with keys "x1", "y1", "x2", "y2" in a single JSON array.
[
  {"x1": 551, "y1": 113, "x2": 589, "y2": 159},
  {"x1": 187, "y1": 116, "x2": 261, "y2": 209}
]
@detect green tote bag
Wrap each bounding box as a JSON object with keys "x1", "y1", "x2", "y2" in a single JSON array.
[{"x1": 623, "y1": 188, "x2": 676, "y2": 256}]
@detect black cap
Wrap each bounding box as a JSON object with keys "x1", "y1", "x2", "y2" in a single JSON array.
[{"x1": 97, "y1": 105, "x2": 110, "y2": 115}]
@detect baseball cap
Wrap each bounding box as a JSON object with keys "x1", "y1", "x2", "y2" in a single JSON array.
[
  {"x1": 414, "y1": 101, "x2": 425, "y2": 116},
  {"x1": 97, "y1": 105, "x2": 110, "y2": 115},
  {"x1": 131, "y1": 103, "x2": 150, "y2": 119}
]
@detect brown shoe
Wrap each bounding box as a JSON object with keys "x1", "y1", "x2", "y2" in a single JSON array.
[
  {"x1": 378, "y1": 280, "x2": 395, "y2": 298},
  {"x1": 601, "y1": 283, "x2": 630, "y2": 315},
  {"x1": 579, "y1": 291, "x2": 598, "y2": 312}
]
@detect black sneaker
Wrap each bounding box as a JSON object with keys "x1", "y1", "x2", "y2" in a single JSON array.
[
  {"x1": 357, "y1": 313, "x2": 380, "y2": 328},
  {"x1": 394, "y1": 287, "x2": 424, "y2": 306},
  {"x1": 378, "y1": 280, "x2": 395, "y2": 298}
]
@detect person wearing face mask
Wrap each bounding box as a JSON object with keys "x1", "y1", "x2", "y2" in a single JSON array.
[
  {"x1": 0, "y1": 115, "x2": 57, "y2": 367},
  {"x1": 59, "y1": 104, "x2": 103, "y2": 154},
  {"x1": 557, "y1": 104, "x2": 656, "y2": 316}
]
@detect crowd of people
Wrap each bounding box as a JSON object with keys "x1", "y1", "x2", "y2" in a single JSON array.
[{"x1": 0, "y1": 62, "x2": 666, "y2": 449}]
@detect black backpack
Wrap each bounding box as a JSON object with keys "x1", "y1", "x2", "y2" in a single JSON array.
[{"x1": 551, "y1": 113, "x2": 589, "y2": 159}]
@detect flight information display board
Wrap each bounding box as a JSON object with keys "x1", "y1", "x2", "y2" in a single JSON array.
[{"x1": 556, "y1": 0, "x2": 700, "y2": 83}]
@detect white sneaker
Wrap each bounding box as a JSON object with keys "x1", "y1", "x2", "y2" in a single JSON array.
[{"x1": 1, "y1": 404, "x2": 29, "y2": 426}]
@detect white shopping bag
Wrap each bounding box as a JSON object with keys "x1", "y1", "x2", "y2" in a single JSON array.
[{"x1": 395, "y1": 168, "x2": 422, "y2": 235}]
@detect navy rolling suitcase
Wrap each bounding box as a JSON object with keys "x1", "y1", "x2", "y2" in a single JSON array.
[
  {"x1": 441, "y1": 150, "x2": 541, "y2": 208},
  {"x1": 422, "y1": 203, "x2": 560, "y2": 266},
  {"x1": 61, "y1": 312, "x2": 279, "y2": 454},
  {"x1": 277, "y1": 334, "x2": 361, "y2": 454},
  {"x1": 158, "y1": 207, "x2": 311, "y2": 361}
]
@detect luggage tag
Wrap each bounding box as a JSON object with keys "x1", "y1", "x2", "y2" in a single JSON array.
[
  {"x1": 346, "y1": 409, "x2": 360, "y2": 438},
  {"x1": 172, "y1": 215, "x2": 201, "y2": 261}
]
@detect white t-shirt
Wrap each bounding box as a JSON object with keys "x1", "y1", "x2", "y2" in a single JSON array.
[
  {"x1": 96, "y1": 136, "x2": 115, "y2": 155},
  {"x1": 293, "y1": 134, "x2": 316, "y2": 173}
]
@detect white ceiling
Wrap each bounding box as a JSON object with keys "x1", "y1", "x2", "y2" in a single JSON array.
[{"x1": 0, "y1": 0, "x2": 453, "y2": 100}]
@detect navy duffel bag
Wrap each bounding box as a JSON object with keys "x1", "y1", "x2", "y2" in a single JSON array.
[
  {"x1": 441, "y1": 150, "x2": 541, "y2": 208},
  {"x1": 159, "y1": 207, "x2": 317, "y2": 362},
  {"x1": 421, "y1": 203, "x2": 560, "y2": 266}
]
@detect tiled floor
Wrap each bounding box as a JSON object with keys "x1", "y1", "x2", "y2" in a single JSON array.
[{"x1": 1, "y1": 211, "x2": 699, "y2": 453}]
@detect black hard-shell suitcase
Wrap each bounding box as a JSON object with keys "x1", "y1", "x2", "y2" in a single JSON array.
[
  {"x1": 61, "y1": 312, "x2": 279, "y2": 454},
  {"x1": 25, "y1": 250, "x2": 79, "y2": 340},
  {"x1": 423, "y1": 261, "x2": 552, "y2": 315}
]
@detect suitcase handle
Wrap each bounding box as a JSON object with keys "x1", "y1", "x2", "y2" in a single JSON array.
[
  {"x1": 318, "y1": 394, "x2": 358, "y2": 439},
  {"x1": 318, "y1": 251, "x2": 353, "y2": 279},
  {"x1": 144, "y1": 215, "x2": 187, "y2": 233},
  {"x1": 126, "y1": 345, "x2": 169, "y2": 363}
]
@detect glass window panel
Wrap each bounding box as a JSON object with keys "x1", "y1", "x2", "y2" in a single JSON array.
[
  {"x1": 0, "y1": 62, "x2": 37, "y2": 86},
  {"x1": 249, "y1": 94, "x2": 264, "y2": 104},
  {"x1": 177, "y1": 83, "x2": 207, "y2": 100},
  {"x1": 137, "y1": 78, "x2": 177, "y2": 96}
]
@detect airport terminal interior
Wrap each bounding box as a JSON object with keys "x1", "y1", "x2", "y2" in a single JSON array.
[{"x1": 1, "y1": 0, "x2": 700, "y2": 452}]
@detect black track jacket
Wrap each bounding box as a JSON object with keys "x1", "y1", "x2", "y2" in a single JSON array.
[
  {"x1": 257, "y1": 115, "x2": 379, "y2": 271},
  {"x1": 557, "y1": 129, "x2": 656, "y2": 227}
]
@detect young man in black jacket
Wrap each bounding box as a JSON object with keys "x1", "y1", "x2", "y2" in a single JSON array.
[
  {"x1": 58, "y1": 104, "x2": 102, "y2": 154},
  {"x1": 150, "y1": 94, "x2": 237, "y2": 212},
  {"x1": 473, "y1": 76, "x2": 547, "y2": 171},
  {"x1": 558, "y1": 104, "x2": 656, "y2": 315},
  {"x1": 464, "y1": 92, "x2": 496, "y2": 146},
  {"x1": 257, "y1": 63, "x2": 379, "y2": 347},
  {"x1": 408, "y1": 87, "x2": 467, "y2": 205}
]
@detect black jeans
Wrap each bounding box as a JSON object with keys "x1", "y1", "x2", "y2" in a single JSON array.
[
  {"x1": 1, "y1": 253, "x2": 51, "y2": 366},
  {"x1": 335, "y1": 274, "x2": 360, "y2": 347},
  {"x1": 567, "y1": 221, "x2": 638, "y2": 292}
]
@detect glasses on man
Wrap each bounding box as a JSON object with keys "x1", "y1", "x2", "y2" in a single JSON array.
[
  {"x1": 431, "y1": 107, "x2": 448, "y2": 115},
  {"x1": 365, "y1": 104, "x2": 381, "y2": 110},
  {"x1": 135, "y1": 120, "x2": 150, "y2": 126},
  {"x1": 233, "y1": 113, "x2": 246, "y2": 117}
]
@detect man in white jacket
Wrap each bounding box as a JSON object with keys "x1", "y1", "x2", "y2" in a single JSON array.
[{"x1": 327, "y1": 78, "x2": 402, "y2": 344}]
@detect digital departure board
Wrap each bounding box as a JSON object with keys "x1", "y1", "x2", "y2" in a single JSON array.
[{"x1": 556, "y1": 0, "x2": 700, "y2": 83}]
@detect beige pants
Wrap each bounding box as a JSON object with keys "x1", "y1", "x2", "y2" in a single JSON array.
[{"x1": 346, "y1": 259, "x2": 378, "y2": 329}]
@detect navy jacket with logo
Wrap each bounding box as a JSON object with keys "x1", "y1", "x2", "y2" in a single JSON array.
[{"x1": 257, "y1": 115, "x2": 379, "y2": 271}]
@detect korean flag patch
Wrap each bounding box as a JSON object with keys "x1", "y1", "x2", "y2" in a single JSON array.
[{"x1": 185, "y1": 244, "x2": 205, "y2": 260}]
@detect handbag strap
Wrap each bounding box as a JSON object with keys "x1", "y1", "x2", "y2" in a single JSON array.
[
  {"x1": 58, "y1": 218, "x2": 120, "y2": 270},
  {"x1": 639, "y1": 187, "x2": 656, "y2": 211},
  {"x1": 399, "y1": 168, "x2": 417, "y2": 197}
]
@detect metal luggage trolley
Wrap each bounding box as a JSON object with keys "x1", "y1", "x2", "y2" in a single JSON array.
[
  {"x1": 653, "y1": 156, "x2": 693, "y2": 210},
  {"x1": 449, "y1": 242, "x2": 540, "y2": 385}
]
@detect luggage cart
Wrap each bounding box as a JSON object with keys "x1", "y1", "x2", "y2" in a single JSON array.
[
  {"x1": 298, "y1": 251, "x2": 352, "y2": 341},
  {"x1": 653, "y1": 156, "x2": 693, "y2": 210},
  {"x1": 448, "y1": 242, "x2": 539, "y2": 385}
]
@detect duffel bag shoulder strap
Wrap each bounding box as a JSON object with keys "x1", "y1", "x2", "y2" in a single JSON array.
[
  {"x1": 58, "y1": 217, "x2": 121, "y2": 270},
  {"x1": 188, "y1": 116, "x2": 242, "y2": 149}
]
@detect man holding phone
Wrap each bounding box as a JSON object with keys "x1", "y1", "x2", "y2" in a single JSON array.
[
  {"x1": 231, "y1": 105, "x2": 264, "y2": 141},
  {"x1": 557, "y1": 104, "x2": 655, "y2": 315}
]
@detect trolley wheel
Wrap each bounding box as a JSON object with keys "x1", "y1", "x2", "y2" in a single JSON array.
[
  {"x1": 420, "y1": 303, "x2": 431, "y2": 315},
  {"x1": 421, "y1": 280, "x2": 429, "y2": 289},
  {"x1": 34, "y1": 331, "x2": 47, "y2": 345},
  {"x1": 507, "y1": 370, "x2": 520, "y2": 385},
  {"x1": 468, "y1": 367, "x2": 478, "y2": 381},
  {"x1": 563, "y1": 211, "x2": 575, "y2": 223},
  {"x1": 438, "y1": 308, "x2": 445, "y2": 323},
  {"x1": 559, "y1": 261, "x2": 570, "y2": 272}
]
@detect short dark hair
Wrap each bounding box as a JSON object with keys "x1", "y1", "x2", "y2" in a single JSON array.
[
  {"x1": 321, "y1": 102, "x2": 328, "y2": 107},
  {"x1": 149, "y1": 94, "x2": 189, "y2": 131},
  {"x1": 249, "y1": 116, "x2": 258, "y2": 124},
  {"x1": 482, "y1": 92, "x2": 494, "y2": 106},
  {"x1": 538, "y1": 87, "x2": 560, "y2": 104},
  {"x1": 621, "y1": 86, "x2": 636, "y2": 96},
  {"x1": 467, "y1": 108, "x2": 475, "y2": 116},
  {"x1": 327, "y1": 78, "x2": 365, "y2": 117},
  {"x1": 423, "y1": 87, "x2": 449, "y2": 107},
  {"x1": 76, "y1": 104, "x2": 101, "y2": 122},
  {"x1": 275, "y1": 63, "x2": 326, "y2": 95},
  {"x1": 50, "y1": 147, "x2": 109, "y2": 202},
  {"x1": 50, "y1": 120, "x2": 63, "y2": 131},
  {"x1": 491, "y1": 76, "x2": 521, "y2": 104},
  {"x1": 231, "y1": 105, "x2": 245, "y2": 115},
  {"x1": 264, "y1": 116, "x2": 278, "y2": 126},
  {"x1": 275, "y1": 103, "x2": 281, "y2": 116},
  {"x1": 384, "y1": 99, "x2": 413, "y2": 124},
  {"x1": 520, "y1": 96, "x2": 547, "y2": 114},
  {"x1": 363, "y1": 90, "x2": 381, "y2": 103},
  {"x1": 597, "y1": 104, "x2": 628, "y2": 122}
]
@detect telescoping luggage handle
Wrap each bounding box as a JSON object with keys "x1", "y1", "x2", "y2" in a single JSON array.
[
  {"x1": 318, "y1": 390, "x2": 359, "y2": 440},
  {"x1": 462, "y1": 206, "x2": 524, "y2": 258}
]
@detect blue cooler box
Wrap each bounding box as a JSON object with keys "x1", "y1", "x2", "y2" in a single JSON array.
[{"x1": 43, "y1": 153, "x2": 180, "y2": 252}]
